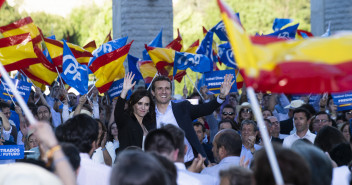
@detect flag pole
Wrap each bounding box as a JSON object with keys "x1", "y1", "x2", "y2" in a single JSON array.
[
  {"x1": 54, "y1": 67, "x2": 70, "y2": 101},
  {"x1": 147, "y1": 73, "x2": 158, "y2": 90},
  {"x1": 246, "y1": 86, "x2": 284, "y2": 185},
  {"x1": 186, "y1": 73, "x2": 204, "y2": 101},
  {"x1": 0, "y1": 65, "x2": 36, "y2": 125},
  {"x1": 0, "y1": 79, "x2": 16, "y2": 106}
]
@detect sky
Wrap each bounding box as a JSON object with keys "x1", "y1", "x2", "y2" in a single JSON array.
[{"x1": 7, "y1": 0, "x2": 106, "y2": 17}]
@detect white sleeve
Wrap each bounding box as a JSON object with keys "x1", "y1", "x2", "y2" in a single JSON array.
[
  {"x1": 62, "y1": 104, "x2": 70, "y2": 123},
  {"x1": 2, "y1": 126, "x2": 12, "y2": 140},
  {"x1": 92, "y1": 100, "x2": 100, "y2": 119}
]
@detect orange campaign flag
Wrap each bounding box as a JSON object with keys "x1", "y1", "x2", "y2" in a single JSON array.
[
  {"x1": 83, "y1": 40, "x2": 97, "y2": 53},
  {"x1": 0, "y1": 17, "x2": 42, "y2": 48},
  {"x1": 89, "y1": 41, "x2": 133, "y2": 93},
  {"x1": 218, "y1": 0, "x2": 352, "y2": 93},
  {"x1": 146, "y1": 45, "x2": 185, "y2": 82},
  {"x1": 185, "y1": 40, "x2": 199, "y2": 54},
  {"x1": 137, "y1": 60, "x2": 158, "y2": 85},
  {"x1": 0, "y1": 33, "x2": 41, "y2": 72},
  {"x1": 44, "y1": 38, "x2": 92, "y2": 71}
]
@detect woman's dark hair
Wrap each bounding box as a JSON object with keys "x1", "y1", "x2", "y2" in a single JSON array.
[
  {"x1": 95, "y1": 119, "x2": 106, "y2": 147},
  {"x1": 55, "y1": 114, "x2": 99, "y2": 153},
  {"x1": 107, "y1": 122, "x2": 117, "y2": 142},
  {"x1": 314, "y1": 126, "x2": 347, "y2": 152},
  {"x1": 127, "y1": 89, "x2": 155, "y2": 124},
  {"x1": 111, "y1": 150, "x2": 172, "y2": 185}
]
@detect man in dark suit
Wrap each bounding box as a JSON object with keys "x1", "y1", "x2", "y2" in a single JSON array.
[{"x1": 151, "y1": 74, "x2": 234, "y2": 164}]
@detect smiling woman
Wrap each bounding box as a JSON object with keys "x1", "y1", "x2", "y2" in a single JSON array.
[{"x1": 114, "y1": 72, "x2": 156, "y2": 152}]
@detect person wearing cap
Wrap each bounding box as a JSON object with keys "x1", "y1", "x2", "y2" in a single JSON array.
[
  {"x1": 236, "y1": 102, "x2": 254, "y2": 125},
  {"x1": 280, "y1": 100, "x2": 306, "y2": 135}
]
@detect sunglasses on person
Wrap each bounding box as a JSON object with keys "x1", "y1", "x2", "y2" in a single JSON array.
[
  {"x1": 241, "y1": 108, "x2": 252, "y2": 113},
  {"x1": 222, "y1": 112, "x2": 234, "y2": 116}
]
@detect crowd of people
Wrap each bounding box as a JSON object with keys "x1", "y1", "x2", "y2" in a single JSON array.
[{"x1": 0, "y1": 72, "x2": 351, "y2": 185}]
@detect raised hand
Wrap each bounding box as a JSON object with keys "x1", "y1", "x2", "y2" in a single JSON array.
[
  {"x1": 219, "y1": 74, "x2": 235, "y2": 99},
  {"x1": 121, "y1": 72, "x2": 136, "y2": 99}
]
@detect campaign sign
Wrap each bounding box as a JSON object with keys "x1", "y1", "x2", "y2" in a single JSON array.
[
  {"x1": 0, "y1": 145, "x2": 24, "y2": 160},
  {"x1": 202, "y1": 70, "x2": 237, "y2": 94},
  {"x1": 107, "y1": 78, "x2": 132, "y2": 101},
  {"x1": 0, "y1": 78, "x2": 31, "y2": 103},
  {"x1": 332, "y1": 92, "x2": 352, "y2": 111}
]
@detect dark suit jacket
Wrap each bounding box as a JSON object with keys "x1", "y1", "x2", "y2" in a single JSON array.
[
  {"x1": 280, "y1": 118, "x2": 293, "y2": 135},
  {"x1": 172, "y1": 98, "x2": 221, "y2": 161},
  {"x1": 114, "y1": 97, "x2": 156, "y2": 151},
  {"x1": 272, "y1": 137, "x2": 284, "y2": 144}
]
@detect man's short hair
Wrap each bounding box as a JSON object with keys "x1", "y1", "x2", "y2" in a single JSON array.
[
  {"x1": 219, "y1": 119, "x2": 237, "y2": 130},
  {"x1": 241, "y1": 120, "x2": 258, "y2": 132},
  {"x1": 162, "y1": 124, "x2": 185, "y2": 160},
  {"x1": 0, "y1": 101, "x2": 10, "y2": 110},
  {"x1": 60, "y1": 142, "x2": 81, "y2": 171},
  {"x1": 151, "y1": 75, "x2": 172, "y2": 92},
  {"x1": 293, "y1": 108, "x2": 311, "y2": 120},
  {"x1": 216, "y1": 129, "x2": 242, "y2": 156},
  {"x1": 222, "y1": 104, "x2": 235, "y2": 113},
  {"x1": 193, "y1": 121, "x2": 206, "y2": 132},
  {"x1": 55, "y1": 114, "x2": 99, "y2": 153},
  {"x1": 144, "y1": 128, "x2": 176, "y2": 156},
  {"x1": 252, "y1": 144, "x2": 311, "y2": 185},
  {"x1": 219, "y1": 166, "x2": 254, "y2": 185}
]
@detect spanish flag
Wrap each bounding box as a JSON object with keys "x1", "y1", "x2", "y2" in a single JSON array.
[
  {"x1": 21, "y1": 48, "x2": 58, "y2": 90},
  {"x1": 89, "y1": 41, "x2": 133, "y2": 93},
  {"x1": 103, "y1": 31, "x2": 112, "y2": 44},
  {"x1": 44, "y1": 38, "x2": 92, "y2": 71},
  {"x1": 0, "y1": 17, "x2": 42, "y2": 47},
  {"x1": 218, "y1": 0, "x2": 352, "y2": 93},
  {"x1": 146, "y1": 45, "x2": 186, "y2": 82},
  {"x1": 138, "y1": 60, "x2": 158, "y2": 86},
  {"x1": 296, "y1": 29, "x2": 314, "y2": 39},
  {"x1": 83, "y1": 40, "x2": 97, "y2": 53},
  {"x1": 185, "y1": 40, "x2": 199, "y2": 54},
  {"x1": 0, "y1": 33, "x2": 40, "y2": 71},
  {"x1": 166, "y1": 29, "x2": 183, "y2": 52}
]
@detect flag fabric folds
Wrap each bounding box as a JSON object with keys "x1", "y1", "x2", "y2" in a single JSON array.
[
  {"x1": 127, "y1": 54, "x2": 144, "y2": 82},
  {"x1": 266, "y1": 24, "x2": 299, "y2": 39},
  {"x1": 272, "y1": 18, "x2": 293, "y2": 31},
  {"x1": 218, "y1": 0, "x2": 352, "y2": 93},
  {"x1": 185, "y1": 40, "x2": 199, "y2": 54},
  {"x1": 103, "y1": 31, "x2": 112, "y2": 44},
  {"x1": 143, "y1": 29, "x2": 163, "y2": 60},
  {"x1": 44, "y1": 38, "x2": 92, "y2": 70},
  {"x1": 89, "y1": 41, "x2": 133, "y2": 93},
  {"x1": 166, "y1": 29, "x2": 183, "y2": 52},
  {"x1": 83, "y1": 40, "x2": 97, "y2": 53},
  {"x1": 210, "y1": 20, "x2": 228, "y2": 41},
  {"x1": 0, "y1": 17, "x2": 42, "y2": 47},
  {"x1": 137, "y1": 60, "x2": 158, "y2": 86},
  {"x1": 173, "y1": 52, "x2": 212, "y2": 76},
  {"x1": 61, "y1": 41, "x2": 88, "y2": 95},
  {"x1": 218, "y1": 42, "x2": 236, "y2": 69},
  {"x1": 0, "y1": 33, "x2": 40, "y2": 71},
  {"x1": 146, "y1": 45, "x2": 185, "y2": 82}
]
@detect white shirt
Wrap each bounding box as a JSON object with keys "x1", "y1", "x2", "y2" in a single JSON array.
[
  {"x1": 156, "y1": 102, "x2": 194, "y2": 162},
  {"x1": 201, "y1": 156, "x2": 241, "y2": 179},
  {"x1": 77, "y1": 153, "x2": 111, "y2": 185},
  {"x1": 17, "y1": 131, "x2": 24, "y2": 145},
  {"x1": 175, "y1": 162, "x2": 217, "y2": 185},
  {"x1": 283, "y1": 130, "x2": 316, "y2": 148},
  {"x1": 332, "y1": 165, "x2": 351, "y2": 185},
  {"x1": 175, "y1": 163, "x2": 202, "y2": 185},
  {"x1": 91, "y1": 142, "x2": 116, "y2": 165}
]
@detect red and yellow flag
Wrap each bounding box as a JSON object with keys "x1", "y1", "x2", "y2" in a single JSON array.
[
  {"x1": 166, "y1": 29, "x2": 183, "y2": 52},
  {"x1": 0, "y1": 17, "x2": 42, "y2": 48},
  {"x1": 89, "y1": 41, "x2": 133, "y2": 93},
  {"x1": 137, "y1": 60, "x2": 158, "y2": 84},
  {"x1": 185, "y1": 40, "x2": 199, "y2": 54},
  {"x1": 83, "y1": 40, "x2": 97, "y2": 53},
  {"x1": 146, "y1": 45, "x2": 185, "y2": 82},
  {"x1": 103, "y1": 31, "x2": 112, "y2": 44},
  {"x1": 0, "y1": 33, "x2": 41, "y2": 72},
  {"x1": 218, "y1": 0, "x2": 352, "y2": 93},
  {"x1": 44, "y1": 38, "x2": 92, "y2": 71}
]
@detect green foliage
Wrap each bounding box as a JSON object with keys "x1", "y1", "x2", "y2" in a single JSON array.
[{"x1": 0, "y1": 2, "x2": 22, "y2": 38}]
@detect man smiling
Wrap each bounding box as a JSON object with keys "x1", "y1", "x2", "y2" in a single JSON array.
[{"x1": 151, "y1": 74, "x2": 234, "y2": 163}]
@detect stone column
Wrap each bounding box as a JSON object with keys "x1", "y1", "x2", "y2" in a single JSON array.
[
  {"x1": 112, "y1": 0, "x2": 173, "y2": 59},
  {"x1": 311, "y1": 0, "x2": 352, "y2": 36}
]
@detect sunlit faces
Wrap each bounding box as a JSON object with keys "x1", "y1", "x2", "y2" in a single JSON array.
[
  {"x1": 262, "y1": 110, "x2": 272, "y2": 119},
  {"x1": 221, "y1": 107, "x2": 235, "y2": 120},
  {"x1": 268, "y1": 116, "x2": 280, "y2": 137},
  {"x1": 28, "y1": 134, "x2": 38, "y2": 149},
  {"x1": 193, "y1": 125, "x2": 205, "y2": 142},
  {"x1": 342, "y1": 124, "x2": 350, "y2": 142},
  {"x1": 241, "y1": 124, "x2": 257, "y2": 141},
  {"x1": 133, "y1": 96, "x2": 150, "y2": 119},
  {"x1": 152, "y1": 81, "x2": 172, "y2": 104},
  {"x1": 37, "y1": 105, "x2": 51, "y2": 122},
  {"x1": 293, "y1": 112, "x2": 309, "y2": 133},
  {"x1": 313, "y1": 114, "x2": 332, "y2": 132},
  {"x1": 240, "y1": 108, "x2": 252, "y2": 120},
  {"x1": 219, "y1": 122, "x2": 233, "y2": 131},
  {"x1": 1, "y1": 107, "x2": 11, "y2": 119}
]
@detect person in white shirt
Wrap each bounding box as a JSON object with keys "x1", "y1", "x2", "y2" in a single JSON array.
[
  {"x1": 283, "y1": 108, "x2": 316, "y2": 147},
  {"x1": 56, "y1": 114, "x2": 111, "y2": 185},
  {"x1": 201, "y1": 129, "x2": 242, "y2": 180}
]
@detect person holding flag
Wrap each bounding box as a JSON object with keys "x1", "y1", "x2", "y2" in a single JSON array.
[{"x1": 114, "y1": 72, "x2": 156, "y2": 151}]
